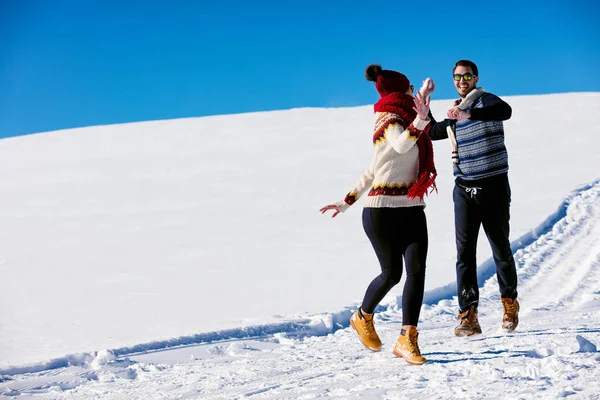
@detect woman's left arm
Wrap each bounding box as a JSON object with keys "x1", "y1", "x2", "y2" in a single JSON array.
[{"x1": 385, "y1": 92, "x2": 432, "y2": 153}]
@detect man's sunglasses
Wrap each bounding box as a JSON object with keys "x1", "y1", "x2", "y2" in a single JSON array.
[{"x1": 453, "y1": 73, "x2": 476, "y2": 81}]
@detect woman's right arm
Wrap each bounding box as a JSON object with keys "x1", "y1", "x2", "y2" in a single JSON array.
[{"x1": 320, "y1": 153, "x2": 375, "y2": 217}]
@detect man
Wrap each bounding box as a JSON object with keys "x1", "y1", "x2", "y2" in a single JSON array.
[{"x1": 428, "y1": 60, "x2": 519, "y2": 336}]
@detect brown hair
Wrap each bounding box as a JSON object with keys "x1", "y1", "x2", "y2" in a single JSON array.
[{"x1": 453, "y1": 60, "x2": 479, "y2": 76}]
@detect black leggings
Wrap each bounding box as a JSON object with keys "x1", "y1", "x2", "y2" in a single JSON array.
[{"x1": 361, "y1": 207, "x2": 428, "y2": 326}]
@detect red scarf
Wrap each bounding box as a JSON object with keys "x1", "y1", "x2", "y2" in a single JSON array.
[{"x1": 374, "y1": 93, "x2": 437, "y2": 200}]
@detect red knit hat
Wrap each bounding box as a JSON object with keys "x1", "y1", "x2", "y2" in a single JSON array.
[{"x1": 365, "y1": 64, "x2": 410, "y2": 97}]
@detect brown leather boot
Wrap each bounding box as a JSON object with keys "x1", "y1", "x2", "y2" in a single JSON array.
[
  {"x1": 501, "y1": 297, "x2": 520, "y2": 332},
  {"x1": 454, "y1": 305, "x2": 482, "y2": 337},
  {"x1": 350, "y1": 309, "x2": 382, "y2": 352},
  {"x1": 392, "y1": 327, "x2": 427, "y2": 365}
]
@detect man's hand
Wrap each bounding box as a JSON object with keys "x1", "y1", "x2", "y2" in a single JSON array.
[
  {"x1": 419, "y1": 78, "x2": 435, "y2": 98},
  {"x1": 447, "y1": 107, "x2": 471, "y2": 120}
]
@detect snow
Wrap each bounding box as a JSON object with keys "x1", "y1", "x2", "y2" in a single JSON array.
[{"x1": 0, "y1": 92, "x2": 599, "y2": 398}]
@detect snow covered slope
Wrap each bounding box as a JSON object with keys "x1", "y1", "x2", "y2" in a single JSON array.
[{"x1": 0, "y1": 93, "x2": 599, "y2": 398}]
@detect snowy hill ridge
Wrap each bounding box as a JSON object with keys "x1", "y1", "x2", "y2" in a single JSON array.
[{"x1": 1, "y1": 93, "x2": 599, "y2": 398}]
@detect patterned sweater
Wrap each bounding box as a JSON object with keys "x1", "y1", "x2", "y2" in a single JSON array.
[
  {"x1": 336, "y1": 114, "x2": 431, "y2": 212},
  {"x1": 429, "y1": 91, "x2": 512, "y2": 183}
]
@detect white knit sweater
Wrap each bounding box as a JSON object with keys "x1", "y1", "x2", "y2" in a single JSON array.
[{"x1": 336, "y1": 113, "x2": 431, "y2": 212}]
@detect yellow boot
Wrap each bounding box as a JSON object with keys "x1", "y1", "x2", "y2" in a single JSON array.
[
  {"x1": 350, "y1": 309, "x2": 382, "y2": 352},
  {"x1": 392, "y1": 327, "x2": 427, "y2": 365},
  {"x1": 501, "y1": 297, "x2": 520, "y2": 332}
]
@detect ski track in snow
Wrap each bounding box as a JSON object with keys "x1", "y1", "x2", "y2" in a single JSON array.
[{"x1": 2, "y1": 180, "x2": 600, "y2": 399}]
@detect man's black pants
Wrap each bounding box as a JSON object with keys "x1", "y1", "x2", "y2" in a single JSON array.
[{"x1": 453, "y1": 174, "x2": 518, "y2": 312}]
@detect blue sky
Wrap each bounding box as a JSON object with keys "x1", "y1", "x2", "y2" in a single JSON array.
[{"x1": 1, "y1": 0, "x2": 598, "y2": 138}]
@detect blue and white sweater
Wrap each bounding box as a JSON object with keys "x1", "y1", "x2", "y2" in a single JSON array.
[{"x1": 429, "y1": 89, "x2": 512, "y2": 184}]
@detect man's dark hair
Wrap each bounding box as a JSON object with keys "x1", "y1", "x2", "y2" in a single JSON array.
[{"x1": 453, "y1": 60, "x2": 479, "y2": 76}]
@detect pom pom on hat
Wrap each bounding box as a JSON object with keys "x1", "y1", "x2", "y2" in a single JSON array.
[
  {"x1": 365, "y1": 64, "x2": 410, "y2": 97},
  {"x1": 365, "y1": 64, "x2": 382, "y2": 82}
]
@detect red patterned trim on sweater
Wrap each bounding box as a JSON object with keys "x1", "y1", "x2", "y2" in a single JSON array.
[
  {"x1": 406, "y1": 125, "x2": 420, "y2": 140},
  {"x1": 368, "y1": 183, "x2": 413, "y2": 197},
  {"x1": 344, "y1": 192, "x2": 358, "y2": 205},
  {"x1": 373, "y1": 114, "x2": 406, "y2": 145}
]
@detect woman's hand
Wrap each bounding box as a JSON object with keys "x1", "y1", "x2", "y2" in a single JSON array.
[
  {"x1": 320, "y1": 204, "x2": 341, "y2": 218},
  {"x1": 413, "y1": 92, "x2": 431, "y2": 120}
]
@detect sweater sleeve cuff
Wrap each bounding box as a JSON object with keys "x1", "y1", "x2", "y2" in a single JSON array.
[
  {"x1": 413, "y1": 117, "x2": 430, "y2": 131},
  {"x1": 335, "y1": 200, "x2": 350, "y2": 213}
]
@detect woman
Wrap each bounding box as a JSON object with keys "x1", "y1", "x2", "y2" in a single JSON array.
[{"x1": 320, "y1": 64, "x2": 436, "y2": 365}]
